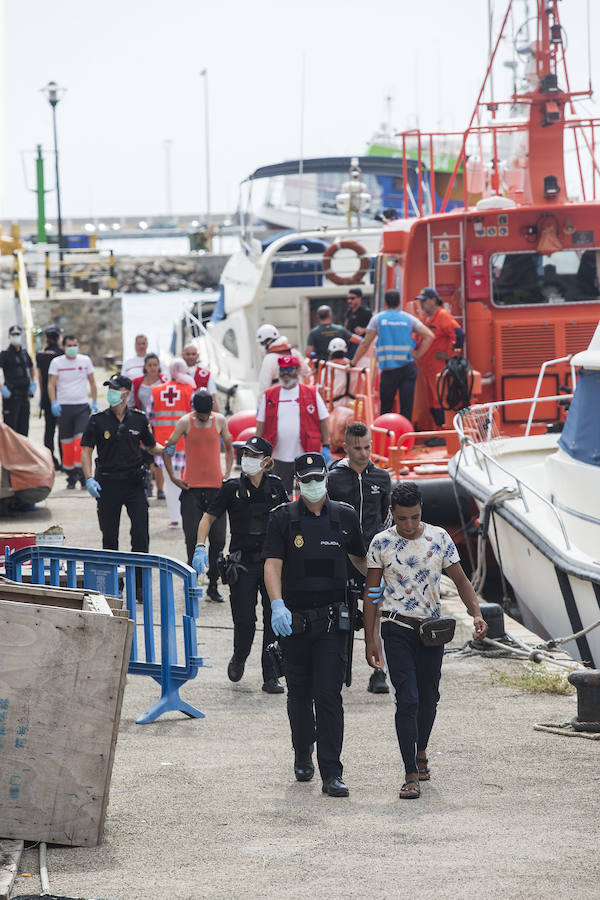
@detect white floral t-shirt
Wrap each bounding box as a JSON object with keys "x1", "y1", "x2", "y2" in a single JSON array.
[{"x1": 367, "y1": 523, "x2": 460, "y2": 624}]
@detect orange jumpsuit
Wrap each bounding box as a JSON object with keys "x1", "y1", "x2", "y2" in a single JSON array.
[{"x1": 419, "y1": 306, "x2": 460, "y2": 422}]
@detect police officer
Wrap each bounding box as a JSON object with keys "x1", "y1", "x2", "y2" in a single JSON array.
[
  {"x1": 80, "y1": 375, "x2": 164, "y2": 561},
  {"x1": 193, "y1": 435, "x2": 289, "y2": 692},
  {"x1": 263, "y1": 453, "x2": 367, "y2": 797},
  {"x1": 327, "y1": 420, "x2": 392, "y2": 694},
  {"x1": 0, "y1": 325, "x2": 36, "y2": 436}
]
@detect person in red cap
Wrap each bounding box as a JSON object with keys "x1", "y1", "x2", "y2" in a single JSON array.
[{"x1": 256, "y1": 355, "x2": 330, "y2": 495}]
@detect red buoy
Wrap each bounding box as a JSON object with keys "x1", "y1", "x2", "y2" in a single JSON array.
[
  {"x1": 237, "y1": 425, "x2": 257, "y2": 443},
  {"x1": 373, "y1": 413, "x2": 415, "y2": 451},
  {"x1": 227, "y1": 410, "x2": 257, "y2": 441}
]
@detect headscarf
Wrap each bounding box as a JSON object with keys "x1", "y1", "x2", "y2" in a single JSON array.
[{"x1": 169, "y1": 357, "x2": 196, "y2": 386}]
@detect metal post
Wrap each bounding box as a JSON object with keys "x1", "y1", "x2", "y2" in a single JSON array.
[
  {"x1": 12, "y1": 251, "x2": 19, "y2": 302},
  {"x1": 51, "y1": 103, "x2": 65, "y2": 289},
  {"x1": 35, "y1": 144, "x2": 47, "y2": 244},
  {"x1": 45, "y1": 251, "x2": 50, "y2": 298},
  {"x1": 109, "y1": 250, "x2": 115, "y2": 296},
  {"x1": 200, "y1": 70, "x2": 211, "y2": 250}
]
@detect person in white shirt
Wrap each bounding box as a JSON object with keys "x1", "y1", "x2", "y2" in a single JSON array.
[
  {"x1": 121, "y1": 334, "x2": 148, "y2": 381},
  {"x1": 255, "y1": 355, "x2": 330, "y2": 495},
  {"x1": 256, "y1": 325, "x2": 310, "y2": 405},
  {"x1": 48, "y1": 334, "x2": 98, "y2": 489},
  {"x1": 181, "y1": 344, "x2": 219, "y2": 410}
]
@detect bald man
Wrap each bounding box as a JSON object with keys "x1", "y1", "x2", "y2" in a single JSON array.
[{"x1": 182, "y1": 344, "x2": 219, "y2": 410}]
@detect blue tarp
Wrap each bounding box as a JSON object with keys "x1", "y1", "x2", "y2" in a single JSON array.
[{"x1": 558, "y1": 369, "x2": 600, "y2": 466}]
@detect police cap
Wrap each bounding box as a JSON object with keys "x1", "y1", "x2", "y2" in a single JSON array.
[
  {"x1": 416, "y1": 287, "x2": 440, "y2": 302},
  {"x1": 295, "y1": 452, "x2": 327, "y2": 479},
  {"x1": 103, "y1": 373, "x2": 132, "y2": 391},
  {"x1": 243, "y1": 435, "x2": 272, "y2": 456}
]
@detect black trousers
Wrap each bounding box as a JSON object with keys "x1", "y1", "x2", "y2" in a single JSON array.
[
  {"x1": 283, "y1": 615, "x2": 348, "y2": 780},
  {"x1": 381, "y1": 621, "x2": 444, "y2": 776},
  {"x1": 97, "y1": 478, "x2": 149, "y2": 553},
  {"x1": 41, "y1": 397, "x2": 60, "y2": 463},
  {"x1": 229, "y1": 560, "x2": 276, "y2": 681},
  {"x1": 379, "y1": 362, "x2": 418, "y2": 418},
  {"x1": 273, "y1": 459, "x2": 295, "y2": 497},
  {"x1": 2, "y1": 394, "x2": 29, "y2": 436},
  {"x1": 180, "y1": 487, "x2": 226, "y2": 582}
]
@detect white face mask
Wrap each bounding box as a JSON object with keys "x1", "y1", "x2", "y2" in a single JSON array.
[
  {"x1": 9, "y1": 335, "x2": 21, "y2": 346},
  {"x1": 299, "y1": 479, "x2": 327, "y2": 503},
  {"x1": 241, "y1": 456, "x2": 263, "y2": 477}
]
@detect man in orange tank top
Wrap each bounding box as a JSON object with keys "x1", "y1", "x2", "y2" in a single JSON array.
[
  {"x1": 417, "y1": 288, "x2": 465, "y2": 428},
  {"x1": 163, "y1": 389, "x2": 233, "y2": 602}
]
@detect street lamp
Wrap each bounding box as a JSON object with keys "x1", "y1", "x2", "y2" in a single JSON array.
[
  {"x1": 40, "y1": 80, "x2": 67, "y2": 289},
  {"x1": 199, "y1": 69, "x2": 211, "y2": 250}
]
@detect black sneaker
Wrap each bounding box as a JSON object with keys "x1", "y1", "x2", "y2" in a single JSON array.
[
  {"x1": 367, "y1": 669, "x2": 390, "y2": 694},
  {"x1": 262, "y1": 678, "x2": 285, "y2": 694}
]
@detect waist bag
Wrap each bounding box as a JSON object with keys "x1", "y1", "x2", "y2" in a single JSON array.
[{"x1": 382, "y1": 610, "x2": 456, "y2": 647}]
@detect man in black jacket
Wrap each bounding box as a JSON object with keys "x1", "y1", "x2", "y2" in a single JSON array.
[{"x1": 327, "y1": 421, "x2": 391, "y2": 693}]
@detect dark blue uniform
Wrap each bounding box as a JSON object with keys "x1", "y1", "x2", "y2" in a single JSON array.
[
  {"x1": 207, "y1": 472, "x2": 288, "y2": 682},
  {"x1": 263, "y1": 498, "x2": 365, "y2": 781}
]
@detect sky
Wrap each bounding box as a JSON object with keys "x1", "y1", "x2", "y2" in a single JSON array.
[{"x1": 2, "y1": 0, "x2": 599, "y2": 221}]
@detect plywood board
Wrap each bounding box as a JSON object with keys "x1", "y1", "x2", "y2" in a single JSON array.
[{"x1": 0, "y1": 600, "x2": 133, "y2": 846}]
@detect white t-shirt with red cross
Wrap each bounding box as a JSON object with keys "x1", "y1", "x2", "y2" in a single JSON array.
[
  {"x1": 256, "y1": 384, "x2": 328, "y2": 462},
  {"x1": 48, "y1": 353, "x2": 94, "y2": 404}
]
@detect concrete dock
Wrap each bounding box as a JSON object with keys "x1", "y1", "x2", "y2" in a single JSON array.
[{"x1": 2, "y1": 411, "x2": 599, "y2": 900}]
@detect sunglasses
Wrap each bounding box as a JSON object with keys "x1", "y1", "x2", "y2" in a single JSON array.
[
  {"x1": 298, "y1": 474, "x2": 325, "y2": 483},
  {"x1": 279, "y1": 367, "x2": 298, "y2": 375}
]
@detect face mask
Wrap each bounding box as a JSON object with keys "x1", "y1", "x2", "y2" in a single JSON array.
[
  {"x1": 241, "y1": 456, "x2": 263, "y2": 477},
  {"x1": 9, "y1": 335, "x2": 21, "y2": 346},
  {"x1": 65, "y1": 346, "x2": 78, "y2": 359},
  {"x1": 299, "y1": 479, "x2": 327, "y2": 503},
  {"x1": 107, "y1": 389, "x2": 124, "y2": 407}
]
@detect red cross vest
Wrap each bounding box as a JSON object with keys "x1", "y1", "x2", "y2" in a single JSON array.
[
  {"x1": 262, "y1": 384, "x2": 322, "y2": 451},
  {"x1": 151, "y1": 380, "x2": 195, "y2": 449},
  {"x1": 193, "y1": 366, "x2": 211, "y2": 389},
  {"x1": 132, "y1": 374, "x2": 167, "y2": 409}
]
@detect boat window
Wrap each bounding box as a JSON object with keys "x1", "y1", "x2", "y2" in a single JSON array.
[
  {"x1": 222, "y1": 328, "x2": 239, "y2": 358},
  {"x1": 490, "y1": 249, "x2": 600, "y2": 306}
]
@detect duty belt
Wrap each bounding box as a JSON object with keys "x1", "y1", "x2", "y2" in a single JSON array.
[
  {"x1": 381, "y1": 610, "x2": 424, "y2": 629},
  {"x1": 296, "y1": 600, "x2": 343, "y2": 623},
  {"x1": 241, "y1": 551, "x2": 263, "y2": 564},
  {"x1": 98, "y1": 469, "x2": 139, "y2": 480}
]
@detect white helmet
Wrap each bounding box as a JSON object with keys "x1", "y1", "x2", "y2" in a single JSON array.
[
  {"x1": 256, "y1": 324, "x2": 279, "y2": 348},
  {"x1": 328, "y1": 337, "x2": 348, "y2": 355}
]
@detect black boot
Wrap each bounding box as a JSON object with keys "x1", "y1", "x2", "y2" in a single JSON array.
[
  {"x1": 206, "y1": 582, "x2": 225, "y2": 603},
  {"x1": 294, "y1": 745, "x2": 314, "y2": 782}
]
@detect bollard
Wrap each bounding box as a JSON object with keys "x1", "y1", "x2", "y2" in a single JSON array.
[
  {"x1": 479, "y1": 602, "x2": 506, "y2": 639},
  {"x1": 568, "y1": 669, "x2": 600, "y2": 732}
]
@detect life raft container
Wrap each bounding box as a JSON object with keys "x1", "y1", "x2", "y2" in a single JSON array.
[{"x1": 322, "y1": 240, "x2": 369, "y2": 285}]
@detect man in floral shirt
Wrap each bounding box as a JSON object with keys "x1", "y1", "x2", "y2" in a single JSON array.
[{"x1": 363, "y1": 481, "x2": 487, "y2": 800}]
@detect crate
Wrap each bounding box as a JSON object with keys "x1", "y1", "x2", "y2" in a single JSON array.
[{"x1": 0, "y1": 581, "x2": 133, "y2": 846}]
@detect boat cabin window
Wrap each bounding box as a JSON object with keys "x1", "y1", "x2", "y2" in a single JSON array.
[
  {"x1": 490, "y1": 249, "x2": 600, "y2": 306},
  {"x1": 222, "y1": 328, "x2": 239, "y2": 358}
]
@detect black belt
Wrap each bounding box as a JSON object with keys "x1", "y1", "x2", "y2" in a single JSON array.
[
  {"x1": 241, "y1": 551, "x2": 263, "y2": 564},
  {"x1": 98, "y1": 469, "x2": 139, "y2": 480},
  {"x1": 381, "y1": 610, "x2": 423, "y2": 629},
  {"x1": 296, "y1": 600, "x2": 343, "y2": 623}
]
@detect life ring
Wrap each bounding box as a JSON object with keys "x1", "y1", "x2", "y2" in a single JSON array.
[{"x1": 322, "y1": 240, "x2": 369, "y2": 285}]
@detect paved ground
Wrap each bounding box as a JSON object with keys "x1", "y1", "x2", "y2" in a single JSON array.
[{"x1": 3, "y1": 407, "x2": 600, "y2": 900}]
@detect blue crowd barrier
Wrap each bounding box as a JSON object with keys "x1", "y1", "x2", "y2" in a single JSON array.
[{"x1": 5, "y1": 545, "x2": 206, "y2": 725}]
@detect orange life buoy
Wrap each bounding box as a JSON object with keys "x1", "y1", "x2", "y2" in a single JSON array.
[{"x1": 322, "y1": 240, "x2": 369, "y2": 285}]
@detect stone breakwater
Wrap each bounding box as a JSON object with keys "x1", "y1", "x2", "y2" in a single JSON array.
[{"x1": 0, "y1": 254, "x2": 229, "y2": 293}]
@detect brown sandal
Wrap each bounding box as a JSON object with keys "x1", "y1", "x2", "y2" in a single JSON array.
[
  {"x1": 399, "y1": 780, "x2": 420, "y2": 799},
  {"x1": 417, "y1": 758, "x2": 431, "y2": 781}
]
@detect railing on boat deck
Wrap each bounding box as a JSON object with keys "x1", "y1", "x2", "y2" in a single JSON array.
[{"x1": 453, "y1": 394, "x2": 574, "y2": 551}]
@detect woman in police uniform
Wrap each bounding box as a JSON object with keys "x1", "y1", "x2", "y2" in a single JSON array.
[
  {"x1": 263, "y1": 452, "x2": 367, "y2": 798},
  {"x1": 193, "y1": 435, "x2": 288, "y2": 693}
]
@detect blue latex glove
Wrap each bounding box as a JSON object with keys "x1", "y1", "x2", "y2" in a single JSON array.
[
  {"x1": 51, "y1": 400, "x2": 62, "y2": 417},
  {"x1": 164, "y1": 443, "x2": 176, "y2": 457},
  {"x1": 368, "y1": 581, "x2": 384, "y2": 605},
  {"x1": 271, "y1": 597, "x2": 292, "y2": 637},
  {"x1": 86, "y1": 477, "x2": 102, "y2": 499},
  {"x1": 0, "y1": 385, "x2": 11, "y2": 400},
  {"x1": 321, "y1": 445, "x2": 331, "y2": 465},
  {"x1": 192, "y1": 546, "x2": 208, "y2": 575},
  {"x1": 28, "y1": 383, "x2": 36, "y2": 397},
  {"x1": 90, "y1": 400, "x2": 99, "y2": 414}
]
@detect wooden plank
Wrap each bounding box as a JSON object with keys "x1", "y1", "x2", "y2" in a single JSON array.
[
  {"x1": 0, "y1": 601, "x2": 131, "y2": 846},
  {"x1": 0, "y1": 839, "x2": 23, "y2": 900}
]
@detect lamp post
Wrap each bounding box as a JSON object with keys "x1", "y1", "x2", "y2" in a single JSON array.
[
  {"x1": 199, "y1": 69, "x2": 211, "y2": 250},
  {"x1": 40, "y1": 80, "x2": 67, "y2": 289}
]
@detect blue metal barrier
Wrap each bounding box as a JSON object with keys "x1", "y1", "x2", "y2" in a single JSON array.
[{"x1": 5, "y1": 545, "x2": 206, "y2": 725}]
